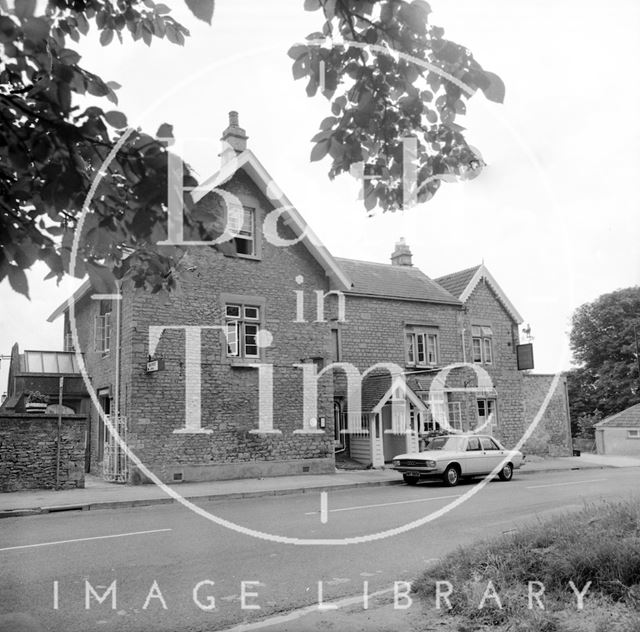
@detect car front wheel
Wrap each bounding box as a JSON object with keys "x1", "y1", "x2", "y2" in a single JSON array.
[
  {"x1": 443, "y1": 465, "x2": 460, "y2": 487},
  {"x1": 498, "y1": 463, "x2": 513, "y2": 481}
]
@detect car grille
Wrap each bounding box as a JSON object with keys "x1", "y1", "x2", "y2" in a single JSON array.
[{"x1": 397, "y1": 459, "x2": 426, "y2": 467}]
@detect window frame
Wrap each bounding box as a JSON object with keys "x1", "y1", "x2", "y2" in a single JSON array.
[
  {"x1": 405, "y1": 328, "x2": 439, "y2": 367},
  {"x1": 447, "y1": 401, "x2": 462, "y2": 431},
  {"x1": 94, "y1": 301, "x2": 112, "y2": 356},
  {"x1": 220, "y1": 293, "x2": 266, "y2": 364},
  {"x1": 231, "y1": 205, "x2": 256, "y2": 257},
  {"x1": 471, "y1": 325, "x2": 493, "y2": 365},
  {"x1": 330, "y1": 327, "x2": 341, "y2": 362},
  {"x1": 477, "y1": 398, "x2": 498, "y2": 430},
  {"x1": 627, "y1": 429, "x2": 640, "y2": 439}
]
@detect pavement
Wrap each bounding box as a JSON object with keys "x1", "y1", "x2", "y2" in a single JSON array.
[{"x1": 1, "y1": 453, "x2": 639, "y2": 519}]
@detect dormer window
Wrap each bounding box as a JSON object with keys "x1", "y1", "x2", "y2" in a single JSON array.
[{"x1": 230, "y1": 206, "x2": 256, "y2": 257}]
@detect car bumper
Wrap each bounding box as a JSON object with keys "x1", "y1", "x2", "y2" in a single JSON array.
[{"x1": 392, "y1": 466, "x2": 441, "y2": 477}]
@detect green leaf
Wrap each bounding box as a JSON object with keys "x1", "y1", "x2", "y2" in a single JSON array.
[
  {"x1": 184, "y1": 0, "x2": 215, "y2": 24},
  {"x1": 99, "y1": 28, "x2": 114, "y2": 46},
  {"x1": 156, "y1": 123, "x2": 173, "y2": 139},
  {"x1": 14, "y1": 0, "x2": 36, "y2": 19},
  {"x1": 22, "y1": 17, "x2": 49, "y2": 42},
  {"x1": 8, "y1": 265, "x2": 29, "y2": 299},
  {"x1": 287, "y1": 44, "x2": 307, "y2": 61},
  {"x1": 104, "y1": 110, "x2": 128, "y2": 129},
  {"x1": 86, "y1": 261, "x2": 115, "y2": 294},
  {"x1": 59, "y1": 48, "x2": 81, "y2": 65},
  {"x1": 480, "y1": 71, "x2": 505, "y2": 104},
  {"x1": 292, "y1": 55, "x2": 308, "y2": 80},
  {"x1": 310, "y1": 140, "x2": 329, "y2": 162}
]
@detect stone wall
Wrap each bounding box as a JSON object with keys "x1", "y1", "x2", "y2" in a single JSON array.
[
  {"x1": 0, "y1": 413, "x2": 87, "y2": 491},
  {"x1": 111, "y1": 170, "x2": 335, "y2": 483},
  {"x1": 522, "y1": 374, "x2": 572, "y2": 456},
  {"x1": 462, "y1": 280, "x2": 525, "y2": 448}
]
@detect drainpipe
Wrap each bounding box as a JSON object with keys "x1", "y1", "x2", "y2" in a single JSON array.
[
  {"x1": 55, "y1": 376, "x2": 64, "y2": 490},
  {"x1": 114, "y1": 281, "x2": 122, "y2": 435},
  {"x1": 461, "y1": 327, "x2": 467, "y2": 363}
]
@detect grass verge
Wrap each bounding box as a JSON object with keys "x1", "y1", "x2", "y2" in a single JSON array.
[{"x1": 413, "y1": 498, "x2": 640, "y2": 632}]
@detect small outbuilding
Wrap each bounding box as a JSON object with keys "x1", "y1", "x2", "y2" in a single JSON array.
[{"x1": 594, "y1": 402, "x2": 640, "y2": 455}]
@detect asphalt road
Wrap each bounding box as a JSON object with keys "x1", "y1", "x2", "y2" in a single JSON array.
[{"x1": 1, "y1": 467, "x2": 638, "y2": 632}]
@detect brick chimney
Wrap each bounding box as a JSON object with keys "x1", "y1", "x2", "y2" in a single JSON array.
[
  {"x1": 390, "y1": 238, "x2": 413, "y2": 266},
  {"x1": 220, "y1": 110, "x2": 248, "y2": 155}
]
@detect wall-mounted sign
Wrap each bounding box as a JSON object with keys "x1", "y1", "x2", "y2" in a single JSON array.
[
  {"x1": 146, "y1": 358, "x2": 165, "y2": 373},
  {"x1": 516, "y1": 343, "x2": 534, "y2": 371}
]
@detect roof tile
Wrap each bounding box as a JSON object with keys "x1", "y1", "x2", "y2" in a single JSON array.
[
  {"x1": 434, "y1": 265, "x2": 481, "y2": 299},
  {"x1": 597, "y1": 402, "x2": 640, "y2": 428},
  {"x1": 336, "y1": 258, "x2": 460, "y2": 304}
]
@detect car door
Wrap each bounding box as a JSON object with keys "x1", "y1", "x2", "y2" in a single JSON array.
[
  {"x1": 463, "y1": 436, "x2": 485, "y2": 475},
  {"x1": 479, "y1": 436, "x2": 504, "y2": 472}
]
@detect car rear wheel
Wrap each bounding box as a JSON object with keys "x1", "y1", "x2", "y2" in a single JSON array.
[
  {"x1": 443, "y1": 465, "x2": 460, "y2": 487},
  {"x1": 498, "y1": 463, "x2": 513, "y2": 481},
  {"x1": 403, "y1": 474, "x2": 419, "y2": 485}
]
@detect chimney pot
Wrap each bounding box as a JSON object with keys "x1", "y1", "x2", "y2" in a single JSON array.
[
  {"x1": 220, "y1": 110, "x2": 248, "y2": 156},
  {"x1": 390, "y1": 237, "x2": 413, "y2": 266}
]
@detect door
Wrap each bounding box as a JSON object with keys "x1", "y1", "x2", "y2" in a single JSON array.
[
  {"x1": 479, "y1": 435, "x2": 504, "y2": 471},
  {"x1": 382, "y1": 404, "x2": 409, "y2": 462},
  {"x1": 97, "y1": 389, "x2": 111, "y2": 463},
  {"x1": 333, "y1": 399, "x2": 349, "y2": 452},
  {"x1": 463, "y1": 435, "x2": 485, "y2": 475}
]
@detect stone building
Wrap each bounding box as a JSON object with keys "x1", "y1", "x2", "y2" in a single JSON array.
[{"x1": 46, "y1": 113, "x2": 571, "y2": 484}]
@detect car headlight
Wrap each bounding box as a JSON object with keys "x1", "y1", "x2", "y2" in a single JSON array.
[
  {"x1": 425, "y1": 460, "x2": 436, "y2": 468},
  {"x1": 392, "y1": 460, "x2": 400, "y2": 466}
]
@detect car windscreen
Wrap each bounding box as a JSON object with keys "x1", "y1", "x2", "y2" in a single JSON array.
[{"x1": 426, "y1": 436, "x2": 465, "y2": 451}]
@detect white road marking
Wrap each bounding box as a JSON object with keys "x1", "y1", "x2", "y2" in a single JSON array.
[
  {"x1": 320, "y1": 491, "x2": 328, "y2": 524},
  {"x1": 305, "y1": 494, "x2": 460, "y2": 516},
  {"x1": 526, "y1": 478, "x2": 607, "y2": 490},
  {"x1": 217, "y1": 587, "x2": 396, "y2": 632},
  {"x1": 0, "y1": 528, "x2": 172, "y2": 552}
]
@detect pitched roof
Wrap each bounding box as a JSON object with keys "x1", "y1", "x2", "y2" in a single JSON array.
[
  {"x1": 49, "y1": 148, "x2": 353, "y2": 321},
  {"x1": 595, "y1": 402, "x2": 640, "y2": 428},
  {"x1": 335, "y1": 258, "x2": 461, "y2": 305},
  {"x1": 194, "y1": 149, "x2": 352, "y2": 291},
  {"x1": 354, "y1": 372, "x2": 427, "y2": 414},
  {"x1": 435, "y1": 265, "x2": 481, "y2": 299},
  {"x1": 435, "y1": 263, "x2": 524, "y2": 324}
]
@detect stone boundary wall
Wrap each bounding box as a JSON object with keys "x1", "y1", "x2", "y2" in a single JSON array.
[
  {"x1": 0, "y1": 413, "x2": 87, "y2": 492},
  {"x1": 522, "y1": 374, "x2": 572, "y2": 456}
]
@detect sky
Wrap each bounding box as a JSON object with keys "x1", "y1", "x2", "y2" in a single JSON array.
[{"x1": 1, "y1": 0, "x2": 639, "y2": 395}]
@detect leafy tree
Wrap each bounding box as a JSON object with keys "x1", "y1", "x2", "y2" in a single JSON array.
[
  {"x1": 567, "y1": 287, "x2": 640, "y2": 427},
  {"x1": 1, "y1": 0, "x2": 503, "y2": 299},
  {"x1": 290, "y1": 0, "x2": 505, "y2": 212},
  {"x1": 0, "y1": 0, "x2": 218, "y2": 299}
]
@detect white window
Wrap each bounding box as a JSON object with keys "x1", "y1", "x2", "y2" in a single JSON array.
[
  {"x1": 406, "y1": 330, "x2": 439, "y2": 367},
  {"x1": 225, "y1": 303, "x2": 260, "y2": 358},
  {"x1": 627, "y1": 429, "x2": 640, "y2": 439},
  {"x1": 477, "y1": 398, "x2": 497, "y2": 432},
  {"x1": 231, "y1": 206, "x2": 256, "y2": 256},
  {"x1": 472, "y1": 325, "x2": 493, "y2": 364},
  {"x1": 94, "y1": 301, "x2": 112, "y2": 355},
  {"x1": 448, "y1": 401, "x2": 462, "y2": 431}
]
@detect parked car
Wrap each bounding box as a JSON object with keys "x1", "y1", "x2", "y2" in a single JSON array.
[{"x1": 391, "y1": 433, "x2": 524, "y2": 487}]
